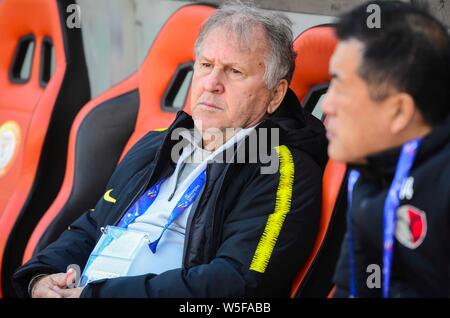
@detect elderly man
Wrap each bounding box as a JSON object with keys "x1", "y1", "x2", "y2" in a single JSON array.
[
  {"x1": 13, "y1": 3, "x2": 327, "y2": 298},
  {"x1": 323, "y1": 1, "x2": 450, "y2": 297}
]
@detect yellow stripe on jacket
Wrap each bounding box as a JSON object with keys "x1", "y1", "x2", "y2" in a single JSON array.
[{"x1": 250, "y1": 145, "x2": 295, "y2": 273}]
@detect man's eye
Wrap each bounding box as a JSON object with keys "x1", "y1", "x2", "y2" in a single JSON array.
[
  {"x1": 201, "y1": 63, "x2": 212, "y2": 68},
  {"x1": 231, "y1": 68, "x2": 241, "y2": 74}
]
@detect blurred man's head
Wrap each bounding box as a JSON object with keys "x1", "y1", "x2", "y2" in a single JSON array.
[
  {"x1": 190, "y1": 2, "x2": 296, "y2": 136},
  {"x1": 322, "y1": 1, "x2": 450, "y2": 163}
]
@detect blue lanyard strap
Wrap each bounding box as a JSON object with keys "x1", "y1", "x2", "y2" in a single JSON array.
[
  {"x1": 116, "y1": 178, "x2": 165, "y2": 228},
  {"x1": 90, "y1": 179, "x2": 165, "y2": 262},
  {"x1": 347, "y1": 139, "x2": 421, "y2": 298},
  {"x1": 149, "y1": 169, "x2": 206, "y2": 253},
  {"x1": 347, "y1": 169, "x2": 360, "y2": 298},
  {"x1": 116, "y1": 169, "x2": 206, "y2": 254},
  {"x1": 382, "y1": 139, "x2": 420, "y2": 297}
]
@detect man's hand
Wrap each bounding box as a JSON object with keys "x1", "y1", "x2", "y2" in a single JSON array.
[
  {"x1": 53, "y1": 287, "x2": 84, "y2": 298},
  {"x1": 31, "y1": 269, "x2": 83, "y2": 298}
]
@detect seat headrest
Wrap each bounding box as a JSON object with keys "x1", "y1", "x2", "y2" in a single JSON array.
[
  {"x1": 137, "y1": 4, "x2": 216, "y2": 129},
  {"x1": 0, "y1": 0, "x2": 66, "y2": 88},
  {"x1": 291, "y1": 25, "x2": 338, "y2": 103}
]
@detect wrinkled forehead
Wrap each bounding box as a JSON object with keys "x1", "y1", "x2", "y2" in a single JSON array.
[{"x1": 199, "y1": 21, "x2": 270, "y2": 57}]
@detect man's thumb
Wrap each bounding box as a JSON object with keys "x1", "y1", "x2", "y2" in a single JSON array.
[{"x1": 51, "y1": 272, "x2": 71, "y2": 288}]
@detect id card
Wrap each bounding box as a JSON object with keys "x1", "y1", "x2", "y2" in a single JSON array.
[{"x1": 79, "y1": 226, "x2": 153, "y2": 287}]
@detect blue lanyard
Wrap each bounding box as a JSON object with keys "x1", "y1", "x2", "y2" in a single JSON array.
[
  {"x1": 116, "y1": 169, "x2": 206, "y2": 253},
  {"x1": 116, "y1": 178, "x2": 165, "y2": 228},
  {"x1": 347, "y1": 139, "x2": 421, "y2": 298},
  {"x1": 347, "y1": 169, "x2": 360, "y2": 298},
  {"x1": 148, "y1": 170, "x2": 206, "y2": 253}
]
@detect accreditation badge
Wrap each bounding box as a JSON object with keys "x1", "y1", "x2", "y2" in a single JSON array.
[{"x1": 79, "y1": 226, "x2": 153, "y2": 287}]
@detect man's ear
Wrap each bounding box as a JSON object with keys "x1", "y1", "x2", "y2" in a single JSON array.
[
  {"x1": 267, "y1": 79, "x2": 289, "y2": 114},
  {"x1": 389, "y1": 93, "x2": 416, "y2": 134}
]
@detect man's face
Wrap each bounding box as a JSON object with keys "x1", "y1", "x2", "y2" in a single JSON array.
[
  {"x1": 322, "y1": 39, "x2": 394, "y2": 163},
  {"x1": 190, "y1": 26, "x2": 274, "y2": 132}
]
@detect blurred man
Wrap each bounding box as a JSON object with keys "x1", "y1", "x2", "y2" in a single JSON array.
[{"x1": 323, "y1": 1, "x2": 450, "y2": 297}]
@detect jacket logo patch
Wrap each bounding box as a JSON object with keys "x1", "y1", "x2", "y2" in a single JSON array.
[
  {"x1": 395, "y1": 204, "x2": 427, "y2": 249},
  {"x1": 103, "y1": 189, "x2": 117, "y2": 203}
]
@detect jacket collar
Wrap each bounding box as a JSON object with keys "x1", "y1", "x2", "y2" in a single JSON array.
[
  {"x1": 353, "y1": 115, "x2": 450, "y2": 180},
  {"x1": 169, "y1": 88, "x2": 328, "y2": 170}
]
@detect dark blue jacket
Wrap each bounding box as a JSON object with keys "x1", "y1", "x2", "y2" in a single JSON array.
[{"x1": 334, "y1": 115, "x2": 450, "y2": 297}]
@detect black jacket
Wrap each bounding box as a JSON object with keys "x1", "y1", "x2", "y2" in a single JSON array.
[
  {"x1": 13, "y1": 89, "x2": 327, "y2": 298},
  {"x1": 334, "y1": 115, "x2": 450, "y2": 297}
]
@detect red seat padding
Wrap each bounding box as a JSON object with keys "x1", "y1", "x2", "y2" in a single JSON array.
[
  {"x1": 290, "y1": 159, "x2": 346, "y2": 297},
  {"x1": 121, "y1": 4, "x2": 217, "y2": 155},
  {"x1": 0, "y1": 0, "x2": 90, "y2": 297},
  {"x1": 289, "y1": 25, "x2": 347, "y2": 297},
  {"x1": 23, "y1": 73, "x2": 140, "y2": 264},
  {"x1": 0, "y1": 0, "x2": 66, "y2": 218},
  {"x1": 291, "y1": 25, "x2": 338, "y2": 103},
  {"x1": 22, "y1": 4, "x2": 216, "y2": 272}
]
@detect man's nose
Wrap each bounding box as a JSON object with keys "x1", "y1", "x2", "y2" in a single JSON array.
[
  {"x1": 321, "y1": 91, "x2": 336, "y2": 117},
  {"x1": 203, "y1": 69, "x2": 224, "y2": 94}
]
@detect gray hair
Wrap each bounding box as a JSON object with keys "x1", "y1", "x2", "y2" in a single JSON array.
[{"x1": 194, "y1": 1, "x2": 296, "y2": 90}]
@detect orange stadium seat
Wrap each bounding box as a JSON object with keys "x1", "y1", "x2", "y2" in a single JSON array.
[
  {"x1": 0, "y1": 0, "x2": 90, "y2": 297},
  {"x1": 289, "y1": 25, "x2": 348, "y2": 297},
  {"x1": 20, "y1": 3, "x2": 216, "y2": 297}
]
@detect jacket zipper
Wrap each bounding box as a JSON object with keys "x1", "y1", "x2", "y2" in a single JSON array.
[
  {"x1": 208, "y1": 163, "x2": 231, "y2": 255},
  {"x1": 182, "y1": 164, "x2": 210, "y2": 267},
  {"x1": 182, "y1": 131, "x2": 255, "y2": 266},
  {"x1": 208, "y1": 133, "x2": 250, "y2": 242}
]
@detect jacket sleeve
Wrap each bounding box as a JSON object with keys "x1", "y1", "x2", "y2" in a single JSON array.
[
  {"x1": 11, "y1": 131, "x2": 165, "y2": 298},
  {"x1": 80, "y1": 146, "x2": 322, "y2": 298},
  {"x1": 332, "y1": 231, "x2": 351, "y2": 298},
  {"x1": 12, "y1": 206, "x2": 100, "y2": 297}
]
